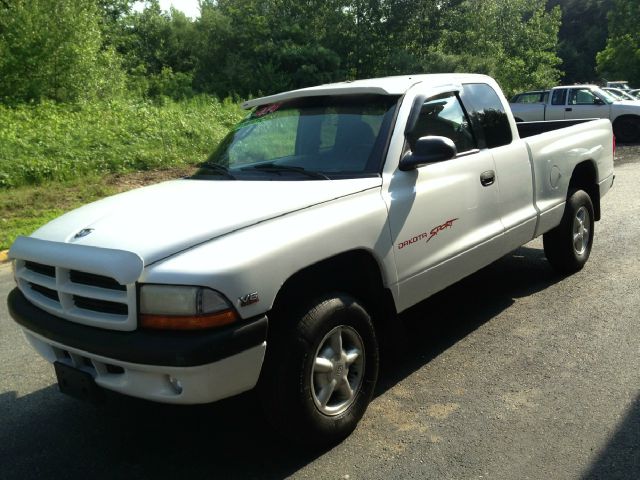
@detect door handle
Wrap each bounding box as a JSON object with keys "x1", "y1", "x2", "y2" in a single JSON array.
[
  {"x1": 480, "y1": 170, "x2": 495, "y2": 187},
  {"x1": 565, "y1": 107, "x2": 572, "y2": 112}
]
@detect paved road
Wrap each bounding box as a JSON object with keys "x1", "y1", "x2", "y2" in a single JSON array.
[{"x1": 1, "y1": 150, "x2": 639, "y2": 480}]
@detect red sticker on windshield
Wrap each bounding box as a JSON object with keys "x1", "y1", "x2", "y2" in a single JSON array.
[{"x1": 253, "y1": 103, "x2": 282, "y2": 118}]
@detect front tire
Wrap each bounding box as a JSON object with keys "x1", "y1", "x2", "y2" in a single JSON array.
[
  {"x1": 543, "y1": 189, "x2": 594, "y2": 274},
  {"x1": 613, "y1": 116, "x2": 640, "y2": 143},
  {"x1": 259, "y1": 293, "x2": 379, "y2": 446}
]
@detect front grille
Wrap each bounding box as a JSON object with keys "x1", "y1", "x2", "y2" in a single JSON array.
[
  {"x1": 70, "y1": 270, "x2": 126, "y2": 291},
  {"x1": 25, "y1": 261, "x2": 55, "y2": 277},
  {"x1": 15, "y1": 259, "x2": 136, "y2": 330},
  {"x1": 73, "y1": 295, "x2": 128, "y2": 315},
  {"x1": 30, "y1": 283, "x2": 59, "y2": 301}
]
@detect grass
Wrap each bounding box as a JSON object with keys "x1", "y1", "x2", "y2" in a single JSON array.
[
  {"x1": 0, "y1": 176, "x2": 116, "y2": 249},
  {"x1": 0, "y1": 96, "x2": 244, "y2": 189},
  {"x1": 0, "y1": 95, "x2": 244, "y2": 250},
  {"x1": 0, "y1": 166, "x2": 197, "y2": 250}
]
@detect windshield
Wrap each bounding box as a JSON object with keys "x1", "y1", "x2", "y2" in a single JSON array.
[
  {"x1": 614, "y1": 90, "x2": 637, "y2": 100},
  {"x1": 193, "y1": 95, "x2": 399, "y2": 181},
  {"x1": 593, "y1": 88, "x2": 617, "y2": 104}
]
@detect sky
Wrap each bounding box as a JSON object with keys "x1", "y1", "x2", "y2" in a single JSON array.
[{"x1": 134, "y1": 0, "x2": 201, "y2": 19}]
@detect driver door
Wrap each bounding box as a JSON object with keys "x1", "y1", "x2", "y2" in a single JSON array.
[
  {"x1": 383, "y1": 91, "x2": 505, "y2": 311},
  {"x1": 566, "y1": 88, "x2": 611, "y2": 120}
]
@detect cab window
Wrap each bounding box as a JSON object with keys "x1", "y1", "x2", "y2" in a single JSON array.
[
  {"x1": 462, "y1": 83, "x2": 512, "y2": 149},
  {"x1": 406, "y1": 93, "x2": 476, "y2": 154},
  {"x1": 569, "y1": 89, "x2": 599, "y2": 105},
  {"x1": 551, "y1": 89, "x2": 567, "y2": 105}
]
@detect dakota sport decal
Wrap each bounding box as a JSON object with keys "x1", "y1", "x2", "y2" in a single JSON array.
[{"x1": 397, "y1": 218, "x2": 459, "y2": 250}]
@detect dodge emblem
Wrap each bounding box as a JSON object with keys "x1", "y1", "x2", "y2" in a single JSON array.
[{"x1": 73, "y1": 228, "x2": 94, "y2": 239}]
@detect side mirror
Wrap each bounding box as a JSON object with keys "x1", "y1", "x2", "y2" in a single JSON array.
[
  {"x1": 399, "y1": 136, "x2": 457, "y2": 171},
  {"x1": 594, "y1": 97, "x2": 605, "y2": 105}
]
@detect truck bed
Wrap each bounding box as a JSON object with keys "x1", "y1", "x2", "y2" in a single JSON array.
[{"x1": 516, "y1": 118, "x2": 599, "y2": 138}]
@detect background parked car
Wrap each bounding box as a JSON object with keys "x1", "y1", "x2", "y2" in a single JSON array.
[
  {"x1": 511, "y1": 90, "x2": 549, "y2": 104},
  {"x1": 510, "y1": 84, "x2": 640, "y2": 142},
  {"x1": 603, "y1": 87, "x2": 639, "y2": 102},
  {"x1": 606, "y1": 81, "x2": 630, "y2": 90}
]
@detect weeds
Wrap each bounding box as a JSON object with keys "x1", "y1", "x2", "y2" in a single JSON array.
[{"x1": 0, "y1": 96, "x2": 243, "y2": 188}]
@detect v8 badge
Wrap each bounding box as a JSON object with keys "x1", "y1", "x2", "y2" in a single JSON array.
[{"x1": 239, "y1": 292, "x2": 259, "y2": 307}]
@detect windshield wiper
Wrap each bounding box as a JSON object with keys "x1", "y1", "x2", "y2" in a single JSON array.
[
  {"x1": 196, "y1": 162, "x2": 236, "y2": 179},
  {"x1": 241, "y1": 163, "x2": 330, "y2": 180}
]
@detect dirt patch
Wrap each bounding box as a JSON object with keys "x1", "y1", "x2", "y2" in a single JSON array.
[
  {"x1": 106, "y1": 165, "x2": 199, "y2": 192},
  {"x1": 425, "y1": 403, "x2": 460, "y2": 420},
  {"x1": 615, "y1": 144, "x2": 640, "y2": 165}
]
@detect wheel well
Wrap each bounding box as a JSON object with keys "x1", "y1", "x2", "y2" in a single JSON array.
[
  {"x1": 271, "y1": 250, "x2": 397, "y2": 348},
  {"x1": 613, "y1": 114, "x2": 640, "y2": 125},
  {"x1": 569, "y1": 161, "x2": 600, "y2": 220}
]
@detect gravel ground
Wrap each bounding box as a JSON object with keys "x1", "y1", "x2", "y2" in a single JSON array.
[{"x1": 0, "y1": 146, "x2": 638, "y2": 480}]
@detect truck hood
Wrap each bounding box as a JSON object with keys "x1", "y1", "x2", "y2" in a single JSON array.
[{"x1": 31, "y1": 178, "x2": 382, "y2": 265}]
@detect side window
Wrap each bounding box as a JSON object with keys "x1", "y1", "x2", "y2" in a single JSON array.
[
  {"x1": 462, "y1": 83, "x2": 512, "y2": 149},
  {"x1": 551, "y1": 89, "x2": 567, "y2": 105},
  {"x1": 407, "y1": 93, "x2": 476, "y2": 154},
  {"x1": 569, "y1": 88, "x2": 597, "y2": 105},
  {"x1": 514, "y1": 93, "x2": 541, "y2": 104}
]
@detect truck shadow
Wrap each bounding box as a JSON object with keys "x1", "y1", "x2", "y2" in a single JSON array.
[
  {"x1": 0, "y1": 244, "x2": 569, "y2": 480},
  {"x1": 377, "y1": 243, "x2": 558, "y2": 392},
  {"x1": 581, "y1": 393, "x2": 640, "y2": 479}
]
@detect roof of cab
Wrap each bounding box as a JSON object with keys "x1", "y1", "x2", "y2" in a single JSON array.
[
  {"x1": 552, "y1": 85, "x2": 599, "y2": 90},
  {"x1": 241, "y1": 73, "x2": 494, "y2": 109}
]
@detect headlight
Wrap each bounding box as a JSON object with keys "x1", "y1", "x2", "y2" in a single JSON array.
[{"x1": 139, "y1": 285, "x2": 237, "y2": 330}]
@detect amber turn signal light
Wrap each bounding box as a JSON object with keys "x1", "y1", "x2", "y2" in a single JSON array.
[{"x1": 140, "y1": 309, "x2": 237, "y2": 330}]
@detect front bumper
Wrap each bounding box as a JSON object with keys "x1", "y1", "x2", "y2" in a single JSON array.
[{"x1": 8, "y1": 288, "x2": 268, "y2": 404}]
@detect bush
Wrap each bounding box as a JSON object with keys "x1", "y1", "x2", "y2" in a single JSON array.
[{"x1": 0, "y1": 96, "x2": 244, "y2": 189}]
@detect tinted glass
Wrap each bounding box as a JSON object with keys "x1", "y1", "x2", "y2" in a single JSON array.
[
  {"x1": 593, "y1": 87, "x2": 615, "y2": 104},
  {"x1": 569, "y1": 88, "x2": 599, "y2": 105},
  {"x1": 462, "y1": 83, "x2": 512, "y2": 148},
  {"x1": 196, "y1": 95, "x2": 398, "y2": 180},
  {"x1": 551, "y1": 89, "x2": 567, "y2": 105},
  {"x1": 407, "y1": 93, "x2": 476, "y2": 154},
  {"x1": 513, "y1": 91, "x2": 547, "y2": 104}
]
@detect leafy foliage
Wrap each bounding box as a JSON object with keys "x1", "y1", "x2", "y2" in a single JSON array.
[
  {"x1": 0, "y1": 0, "x2": 125, "y2": 103},
  {"x1": 435, "y1": 0, "x2": 562, "y2": 95},
  {"x1": 596, "y1": 0, "x2": 640, "y2": 85},
  {"x1": 0, "y1": 97, "x2": 243, "y2": 188},
  {"x1": 548, "y1": 0, "x2": 613, "y2": 84},
  {"x1": 0, "y1": 0, "x2": 567, "y2": 103}
]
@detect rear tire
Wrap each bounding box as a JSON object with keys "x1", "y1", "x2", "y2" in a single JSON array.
[
  {"x1": 543, "y1": 189, "x2": 594, "y2": 274},
  {"x1": 613, "y1": 116, "x2": 640, "y2": 143},
  {"x1": 259, "y1": 293, "x2": 379, "y2": 446}
]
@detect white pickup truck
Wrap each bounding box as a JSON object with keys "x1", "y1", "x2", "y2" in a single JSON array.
[
  {"x1": 7, "y1": 74, "x2": 614, "y2": 445},
  {"x1": 510, "y1": 84, "x2": 640, "y2": 142}
]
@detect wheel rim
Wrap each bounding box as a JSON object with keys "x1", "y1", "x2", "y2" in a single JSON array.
[
  {"x1": 572, "y1": 206, "x2": 590, "y2": 255},
  {"x1": 311, "y1": 325, "x2": 365, "y2": 416}
]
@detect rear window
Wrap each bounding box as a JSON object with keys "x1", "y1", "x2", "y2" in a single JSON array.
[{"x1": 512, "y1": 92, "x2": 546, "y2": 104}]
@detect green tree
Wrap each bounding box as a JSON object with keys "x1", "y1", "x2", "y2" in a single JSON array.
[
  {"x1": 596, "y1": 0, "x2": 640, "y2": 85},
  {"x1": 193, "y1": 0, "x2": 344, "y2": 97},
  {"x1": 435, "y1": 0, "x2": 562, "y2": 95},
  {"x1": 0, "y1": 0, "x2": 125, "y2": 103},
  {"x1": 548, "y1": 0, "x2": 613, "y2": 84}
]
